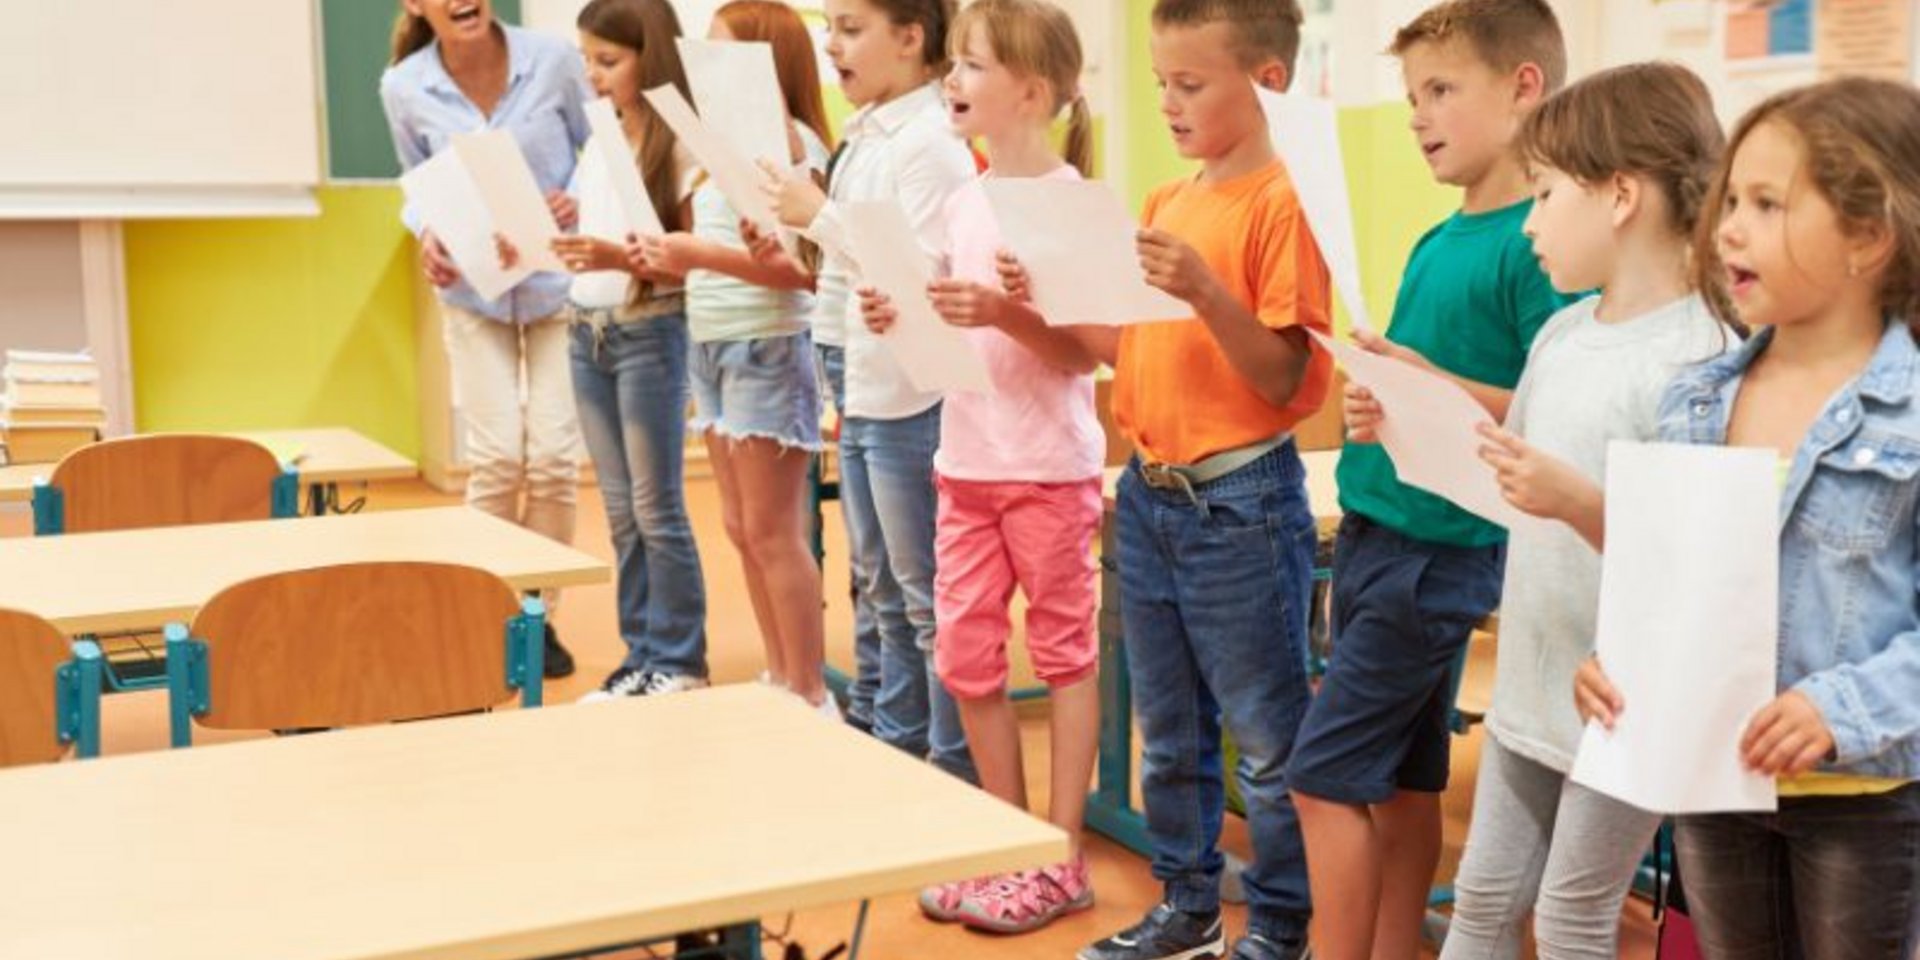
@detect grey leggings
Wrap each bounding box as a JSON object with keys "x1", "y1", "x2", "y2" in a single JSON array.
[{"x1": 1438, "y1": 736, "x2": 1662, "y2": 960}]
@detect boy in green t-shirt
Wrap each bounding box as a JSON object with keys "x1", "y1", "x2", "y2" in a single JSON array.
[{"x1": 1283, "y1": 2, "x2": 1573, "y2": 958}]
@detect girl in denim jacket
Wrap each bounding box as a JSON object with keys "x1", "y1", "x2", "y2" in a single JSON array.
[{"x1": 1575, "y1": 77, "x2": 1920, "y2": 957}]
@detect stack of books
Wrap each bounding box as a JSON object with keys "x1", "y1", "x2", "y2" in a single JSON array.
[{"x1": 0, "y1": 349, "x2": 105, "y2": 464}]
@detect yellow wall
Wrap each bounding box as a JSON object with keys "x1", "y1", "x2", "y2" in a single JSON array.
[{"x1": 123, "y1": 186, "x2": 421, "y2": 459}]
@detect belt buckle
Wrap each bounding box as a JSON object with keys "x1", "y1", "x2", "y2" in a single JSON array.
[{"x1": 1139, "y1": 461, "x2": 1194, "y2": 495}]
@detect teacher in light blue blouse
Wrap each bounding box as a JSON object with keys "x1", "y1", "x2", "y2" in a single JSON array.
[{"x1": 380, "y1": 0, "x2": 591, "y2": 678}]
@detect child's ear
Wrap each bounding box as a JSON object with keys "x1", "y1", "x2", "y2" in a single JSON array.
[
  {"x1": 1252, "y1": 59, "x2": 1290, "y2": 94},
  {"x1": 1511, "y1": 62, "x2": 1547, "y2": 110},
  {"x1": 896, "y1": 21, "x2": 926, "y2": 64},
  {"x1": 1611, "y1": 173, "x2": 1641, "y2": 229},
  {"x1": 1849, "y1": 218, "x2": 1898, "y2": 281}
]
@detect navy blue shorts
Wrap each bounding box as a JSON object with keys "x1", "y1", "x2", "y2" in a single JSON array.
[{"x1": 1285, "y1": 512, "x2": 1504, "y2": 804}]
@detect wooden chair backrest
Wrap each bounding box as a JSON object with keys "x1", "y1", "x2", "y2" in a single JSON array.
[
  {"x1": 48, "y1": 434, "x2": 283, "y2": 534},
  {"x1": 189, "y1": 562, "x2": 522, "y2": 731},
  {"x1": 0, "y1": 608, "x2": 73, "y2": 767}
]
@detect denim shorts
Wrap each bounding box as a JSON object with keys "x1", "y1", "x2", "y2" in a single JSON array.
[
  {"x1": 1286, "y1": 512, "x2": 1505, "y2": 804},
  {"x1": 688, "y1": 331, "x2": 823, "y2": 451}
]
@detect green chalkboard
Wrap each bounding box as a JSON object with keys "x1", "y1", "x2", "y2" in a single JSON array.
[{"x1": 322, "y1": 0, "x2": 523, "y2": 181}]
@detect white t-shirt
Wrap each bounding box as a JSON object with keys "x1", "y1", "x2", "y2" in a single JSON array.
[
  {"x1": 1487, "y1": 293, "x2": 1736, "y2": 772},
  {"x1": 569, "y1": 139, "x2": 698, "y2": 311},
  {"x1": 686, "y1": 122, "x2": 831, "y2": 343},
  {"x1": 804, "y1": 83, "x2": 974, "y2": 420}
]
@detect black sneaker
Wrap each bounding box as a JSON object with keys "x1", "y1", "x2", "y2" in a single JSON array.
[
  {"x1": 542, "y1": 623, "x2": 575, "y2": 679},
  {"x1": 1078, "y1": 902, "x2": 1226, "y2": 960},
  {"x1": 578, "y1": 665, "x2": 650, "y2": 704},
  {"x1": 1231, "y1": 933, "x2": 1310, "y2": 960}
]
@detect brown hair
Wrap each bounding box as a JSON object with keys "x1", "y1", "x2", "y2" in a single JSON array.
[
  {"x1": 1517, "y1": 63, "x2": 1723, "y2": 235},
  {"x1": 949, "y1": 0, "x2": 1093, "y2": 176},
  {"x1": 390, "y1": 9, "x2": 439, "y2": 64},
  {"x1": 1150, "y1": 0, "x2": 1304, "y2": 76},
  {"x1": 1695, "y1": 77, "x2": 1920, "y2": 332},
  {"x1": 1389, "y1": 0, "x2": 1567, "y2": 94},
  {"x1": 864, "y1": 0, "x2": 959, "y2": 78},
  {"x1": 578, "y1": 0, "x2": 691, "y2": 237},
  {"x1": 715, "y1": 1, "x2": 836, "y2": 154}
]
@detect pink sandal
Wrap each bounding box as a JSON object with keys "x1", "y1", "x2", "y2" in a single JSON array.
[{"x1": 957, "y1": 857, "x2": 1094, "y2": 934}]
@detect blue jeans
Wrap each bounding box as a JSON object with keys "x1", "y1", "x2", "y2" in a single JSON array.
[
  {"x1": 816, "y1": 344, "x2": 881, "y2": 728},
  {"x1": 570, "y1": 312, "x2": 707, "y2": 678},
  {"x1": 1676, "y1": 783, "x2": 1920, "y2": 960},
  {"x1": 838, "y1": 402, "x2": 975, "y2": 782},
  {"x1": 1115, "y1": 443, "x2": 1316, "y2": 940}
]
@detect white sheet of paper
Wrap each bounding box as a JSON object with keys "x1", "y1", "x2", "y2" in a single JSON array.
[
  {"x1": 643, "y1": 83, "x2": 779, "y2": 231},
  {"x1": 1571, "y1": 442, "x2": 1780, "y2": 815},
  {"x1": 1257, "y1": 85, "x2": 1372, "y2": 332},
  {"x1": 841, "y1": 200, "x2": 991, "y2": 395},
  {"x1": 677, "y1": 39, "x2": 788, "y2": 170},
  {"x1": 399, "y1": 147, "x2": 531, "y2": 301},
  {"x1": 453, "y1": 129, "x2": 566, "y2": 274},
  {"x1": 982, "y1": 179, "x2": 1190, "y2": 327},
  {"x1": 1311, "y1": 330, "x2": 1533, "y2": 530},
  {"x1": 583, "y1": 98, "x2": 664, "y2": 238}
]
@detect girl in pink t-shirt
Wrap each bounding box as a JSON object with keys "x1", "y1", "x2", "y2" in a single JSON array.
[{"x1": 858, "y1": 0, "x2": 1104, "y2": 934}]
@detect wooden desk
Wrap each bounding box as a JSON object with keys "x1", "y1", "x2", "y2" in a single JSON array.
[
  {"x1": 0, "y1": 506, "x2": 606, "y2": 635},
  {"x1": 0, "y1": 684, "x2": 1068, "y2": 960},
  {"x1": 0, "y1": 427, "x2": 418, "y2": 510}
]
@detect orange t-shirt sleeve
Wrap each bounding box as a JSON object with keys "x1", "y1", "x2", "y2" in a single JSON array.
[
  {"x1": 1249, "y1": 190, "x2": 1335, "y2": 422},
  {"x1": 1249, "y1": 191, "x2": 1332, "y2": 336}
]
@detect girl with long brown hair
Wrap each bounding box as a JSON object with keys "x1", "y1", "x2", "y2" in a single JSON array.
[{"x1": 550, "y1": 0, "x2": 713, "y2": 703}]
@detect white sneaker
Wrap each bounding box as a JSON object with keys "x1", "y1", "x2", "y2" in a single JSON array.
[
  {"x1": 812, "y1": 692, "x2": 842, "y2": 721},
  {"x1": 577, "y1": 666, "x2": 651, "y2": 704},
  {"x1": 641, "y1": 672, "x2": 710, "y2": 696}
]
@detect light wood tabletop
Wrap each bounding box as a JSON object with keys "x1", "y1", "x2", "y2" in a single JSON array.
[
  {"x1": 0, "y1": 506, "x2": 607, "y2": 635},
  {"x1": 0, "y1": 427, "x2": 417, "y2": 502},
  {"x1": 0, "y1": 684, "x2": 1069, "y2": 960}
]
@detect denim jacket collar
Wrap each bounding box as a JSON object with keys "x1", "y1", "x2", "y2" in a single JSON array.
[{"x1": 1671, "y1": 319, "x2": 1919, "y2": 527}]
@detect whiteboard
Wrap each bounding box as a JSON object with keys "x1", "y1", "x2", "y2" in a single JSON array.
[{"x1": 0, "y1": 0, "x2": 320, "y2": 207}]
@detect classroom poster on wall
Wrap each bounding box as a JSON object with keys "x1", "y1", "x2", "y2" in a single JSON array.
[
  {"x1": 1726, "y1": 0, "x2": 1815, "y2": 64},
  {"x1": 1815, "y1": 0, "x2": 1914, "y2": 79},
  {"x1": 1722, "y1": 0, "x2": 1820, "y2": 119}
]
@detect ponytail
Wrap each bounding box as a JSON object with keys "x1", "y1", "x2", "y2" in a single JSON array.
[
  {"x1": 1062, "y1": 92, "x2": 1095, "y2": 177},
  {"x1": 390, "y1": 9, "x2": 436, "y2": 64}
]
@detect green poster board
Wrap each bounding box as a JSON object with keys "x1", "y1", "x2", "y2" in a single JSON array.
[{"x1": 322, "y1": 0, "x2": 523, "y2": 181}]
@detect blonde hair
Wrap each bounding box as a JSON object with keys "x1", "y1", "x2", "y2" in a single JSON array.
[
  {"x1": 390, "y1": 8, "x2": 438, "y2": 64},
  {"x1": 1390, "y1": 0, "x2": 1566, "y2": 94},
  {"x1": 1696, "y1": 77, "x2": 1920, "y2": 332},
  {"x1": 949, "y1": 0, "x2": 1092, "y2": 176}
]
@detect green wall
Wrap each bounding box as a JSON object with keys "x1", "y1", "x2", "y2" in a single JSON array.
[{"x1": 124, "y1": 186, "x2": 421, "y2": 459}]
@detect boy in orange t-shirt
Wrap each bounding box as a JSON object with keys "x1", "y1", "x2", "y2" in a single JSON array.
[{"x1": 999, "y1": 3, "x2": 1331, "y2": 958}]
